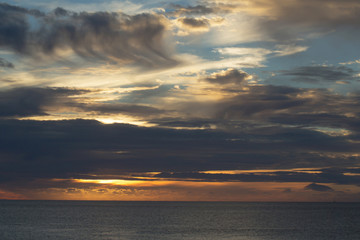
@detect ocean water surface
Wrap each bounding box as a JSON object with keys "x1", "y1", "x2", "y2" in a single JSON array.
[{"x1": 0, "y1": 201, "x2": 359, "y2": 240}]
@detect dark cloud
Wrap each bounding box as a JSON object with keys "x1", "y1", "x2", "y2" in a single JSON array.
[
  {"x1": 0, "y1": 119, "x2": 228, "y2": 184},
  {"x1": 148, "y1": 84, "x2": 317, "y2": 125},
  {"x1": 52, "y1": 7, "x2": 69, "y2": 17},
  {"x1": 208, "y1": 85, "x2": 360, "y2": 131},
  {"x1": 0, "y1": 3, "x2": 177, "y2": 68},
  {"x1": 114, "y1": 76, "x2": 360, "y2": 140},
  {"x1": 270, "y1": 113, "x2": 360, "y2": 134},
  {"x1": 177, "y1": 17, "x2": 210, "y2": 29},
  {"x1": 281, "y1": 66, "x2": 357, "y2": 83},
  {"x1": 304, "y1": 183, "x2": 334, "y2": 192},
  {"x1": 150, "y1": 118, "x2": 220, "y2": 129},
  {"x1": 203, "y1": 69, "x2": 250, "y2": 85},
  {"x1": 0, "y1": 87, "x2": 85, "y2": 117},
  {"x1": 213, "y1": 85, "x2": 306, "y2": 119},
  {"x1": 169, "y1": 3, "x2": 235, "y2": 16},
  {"x1": 0, "y1": 58, "x2": 14, "y2": 68},
  {"x1": 121, "y1": 80, "x2": 360, "y2": 146},
  {"x1": 0, "y1": 4, "x2": 40, "y2": 54},
  {"x1": 0, "y1": 118, "x2": 359, "y2": 186}
]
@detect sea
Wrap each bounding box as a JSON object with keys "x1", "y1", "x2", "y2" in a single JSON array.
[{"x1": 0, "y1": 201, "x2": 359, "y2": 240}]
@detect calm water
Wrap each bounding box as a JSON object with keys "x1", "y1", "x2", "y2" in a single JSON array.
[{"x1": 0, "y1": 201, "x2": 359, "y2": 240}]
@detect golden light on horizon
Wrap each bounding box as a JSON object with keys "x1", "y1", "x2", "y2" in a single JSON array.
[
  {"x1": 33, "y1": 178, "x2": 345, "y2": 202},
  {"x1": 3, "y1": 176, "x2": 360, "y2": 202},
  {"x1": 73, "y1": 179, "x2": 149, "y2": 186}
]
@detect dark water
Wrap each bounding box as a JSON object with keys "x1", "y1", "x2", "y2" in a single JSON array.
[{"x1": 0, "y1": 201, "x2": 359, "y2": 240}]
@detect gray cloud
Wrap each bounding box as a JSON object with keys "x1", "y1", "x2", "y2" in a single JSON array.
[
  {"x1": 0, "y1": 58, "x2": 14, "y2": 68},
  {"x1": 0, "y1": 118, "x2": 358, "y2": 184},
  {"x1": 170, "y1": 4, "x2": 220, "y2": 15},
  {"x1": 0, "y1": 4, "x2": 177, "y2": 68},
  {"x1": 177, "y1": 17, "x2": 210, "y2": 29},
  {"x1": 0, "y1": 3, "x2": 42, "y2": 54},
  {"x1": 112, "y1": 74, "x2": 360, "y2": 140},
  {"x1": 169, "y1": 2, "x2": 235, "y2": 16},
  {"x1": 0, "y1": 86, "x2": 172, "y2": 119},
  {"x1": 213, "y1": 85, "x2": 306, "y2": 119},
  {"x1": 282, "y1": 66, "x2": 357, "y2": 83},
  {"x1": 304, "y1": 183, "x2": 334, "y2": 192},
  {"x1": 203, "y1": 69, "x2": 251, "y2": 85},
  {"x1": 112, "y1": 73, "x2": 360, "y2": 140},
  {"x1": 270, "y1": 113, "x2": 360, "y2": 134},
  {"x1": 150, "y1": 118, "x2": 220, "y2": 129},
  {"x1": 209, "y1": 85, "x2": 360, "y2": 129}
]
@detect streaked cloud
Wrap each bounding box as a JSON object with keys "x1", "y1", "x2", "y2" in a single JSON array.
[
  {"x1": 0, "y1": 3, "x2": 177, "y2": 68},
  {"x1": 281, "y1": 66, "x2": 359, "y2": 83}
]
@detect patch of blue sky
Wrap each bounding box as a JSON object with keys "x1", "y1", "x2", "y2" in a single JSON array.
[
  {"x1": 250, "y1": 30, "x2": 360, "y2": 89},
  {"x1": 304, "y1": 29, "x2": 360, "y2": 66}
]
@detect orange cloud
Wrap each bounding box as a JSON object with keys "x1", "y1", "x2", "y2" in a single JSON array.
[
  {"x1": 10, "y1": 179, "x2": 359, "y2": 202},
  {"x1": 0, "y1": 189, "x2": 26, "y2": 200}
]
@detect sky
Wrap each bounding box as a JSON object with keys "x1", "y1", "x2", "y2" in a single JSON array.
[{"x1": 0, "y1": 0, "x2": 360, "y2": 202}]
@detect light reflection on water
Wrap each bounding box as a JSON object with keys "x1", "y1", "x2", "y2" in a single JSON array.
[{"x1": 1, "y1": 201, "x2": 359, "y2": 240}]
